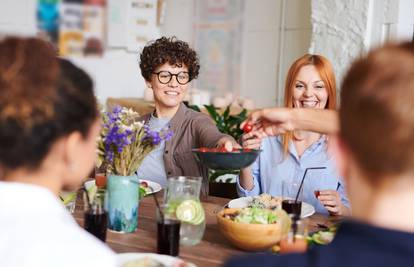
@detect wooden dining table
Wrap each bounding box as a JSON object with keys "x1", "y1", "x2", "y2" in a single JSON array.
[{"x1": 73, "y1": 192, "x2": 341, "y2": 267}]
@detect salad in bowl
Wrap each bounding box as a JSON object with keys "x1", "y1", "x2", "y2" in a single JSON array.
[
  {"x1": 217, "y1": 207, "x2": 291, "y2": 251},
  {"x1": 223, "y1": 206, "x2": 281, "y2": 224}
]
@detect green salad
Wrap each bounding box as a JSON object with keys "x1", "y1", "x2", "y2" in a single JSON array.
[
  {"x1": 308, "y1": 225, "x2": 338, "y2": 245},
  {"x1": 231, "y1": 207, "x2": 279, "y2": 224}
]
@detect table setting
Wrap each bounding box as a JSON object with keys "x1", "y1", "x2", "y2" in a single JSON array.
[{"x1": 61, "y1": 106, "x2": 343, "y2": 267}]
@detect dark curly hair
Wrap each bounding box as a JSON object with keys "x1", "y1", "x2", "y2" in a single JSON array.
[
  {"x1": 139, "y1": 36, "x2": 200, "y2": 82},
  {"x1": 0, "y1": 37, "x2": 98, "y2": 174}
]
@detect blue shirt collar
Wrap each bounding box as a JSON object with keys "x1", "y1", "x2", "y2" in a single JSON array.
[{"x1": 276, "y1": 135, "x2": 327, "y2": 161}]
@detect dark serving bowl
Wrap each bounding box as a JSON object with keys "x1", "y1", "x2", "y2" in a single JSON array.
[{"x1": 192, "y1": 148, "x2": 262, "y2": 170}]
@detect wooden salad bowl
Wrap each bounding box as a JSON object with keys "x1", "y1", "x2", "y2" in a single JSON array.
[{"x1": 216, "y1": 208, "x2": 291, "y2": 251}]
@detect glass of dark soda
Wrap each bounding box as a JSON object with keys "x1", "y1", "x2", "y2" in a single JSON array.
[
  {"x1": 281, "y1": 180, "x2": 303, "y2": 217},
  {"x1": 84, "y1": 189, "x2": 108, "y2": 242},
  {"x1": 157, "y1": 204, "x2": 181, "y2": 256}
]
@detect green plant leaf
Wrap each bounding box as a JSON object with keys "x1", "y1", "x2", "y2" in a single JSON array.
[
  {"x1": 209, "y1": 169, "x2": 240, "y2": 182},
  {"x1": 203, "y1": 105, "x2": 247, "y2": 140},
  {"x1": 204, "y1": 105, "x2": 219, "y2": 122},
  {"x1": 188, "y1": 105, "x2": 201, "y2": 112},
  {"x1": 237, "y1": 109, "x2": 247, "y2": 119},
  {"x1": 217, "y1": 117, "x2": 226, "y2": 132},
  {"x1": 209, "y1": 171, "x2": 223, "y2": 182},
  {"x1": 223, "y1": 105, "x2": 230, "y2": 120}
]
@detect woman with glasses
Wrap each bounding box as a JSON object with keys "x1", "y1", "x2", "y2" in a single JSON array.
[
  {"x1": 137, "y1": 36, "x2": 238, "y2": 195},
  {"x1": 238, "y1": 54, "x2": 350, "y2": 216}
]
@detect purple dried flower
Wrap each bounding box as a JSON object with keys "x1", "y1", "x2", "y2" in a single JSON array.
[
  {"x1": 112, "y1": 105, "x2": 122, "y2": 114},
  {"x1": 163, "y1": 129, "x2": 174, "y2": 141},
  {"x1": 152, "y1": 135, "x2": 162, "y2": 145},
  {"x1": 98, "y1": 106, "x2": 175, "y2": 175}
]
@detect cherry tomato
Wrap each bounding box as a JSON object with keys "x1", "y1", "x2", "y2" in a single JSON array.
[
  {"x1": 243, "y1": 123, "x2": 253, "y2": 133},
  {"x1": 219, "y1": 147, "x2": 228, "y2": 152},
  {"x1": 243, "y1": 148, "x2": 252, "y2": 152},
  {"x1": 140, "y1": 181, "x2": 148, "y2": 188},
  {"x1": 232, "y1": 148, "x2": 240, "y2": 152}
]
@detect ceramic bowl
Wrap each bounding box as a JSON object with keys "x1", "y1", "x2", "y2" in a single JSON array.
[
  {"x1": 192, "y1": 149, "x2": 261, "y2": 170},
  {"x1": 216, "y1": 208, "x2": 290, "y2": 251}
]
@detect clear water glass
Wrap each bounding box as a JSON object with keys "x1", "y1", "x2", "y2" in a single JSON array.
[{"x1": 164, "y1": 176, "x2": 206, "y2": 246}]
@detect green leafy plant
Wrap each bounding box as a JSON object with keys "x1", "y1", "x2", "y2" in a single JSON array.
[{"x1": 203, "y1": 105, "x2": 247, "y2": 140}]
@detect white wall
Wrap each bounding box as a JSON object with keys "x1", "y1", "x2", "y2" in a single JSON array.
[
  {"x1": 0, "y1": 0, "x2": 36, "y2": 35},
  {"x1": 277, "y1": 0, "x2": 312, "y2": 106},
  {"x1": 240, "y1": 0, "x2": 280, "y2": 108},
  {"x1": 394, "y1": 0, "x2": 414, "y2": 41},
  {"x1": 68, "y1": 51, "x2": 144, "y2": 104},
  {"x1": 309, "y1": 0, "x2": 372, "y2": 88},
  {"x1": 160, "y1": 0, "x2": 194, "y2": 42},
  {"x1": 238, "y1": 0, "x2": 312, "y2": 107},
  {"x1": 309, "y1": 0, "x2": 414, "y2": 90}
]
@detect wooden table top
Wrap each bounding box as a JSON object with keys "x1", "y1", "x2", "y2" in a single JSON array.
[{"x1": 73, "y1": 194, "x2": 341, "y2": 267}]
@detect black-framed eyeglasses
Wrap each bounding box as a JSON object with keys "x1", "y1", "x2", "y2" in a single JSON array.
[{"x1": 152, "y1": 71, "x2": 191, "y2": 85}]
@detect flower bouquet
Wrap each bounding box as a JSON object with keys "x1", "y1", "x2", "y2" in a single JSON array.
[
  {"x1": 97, "y1": 105, "x2": 172, "y2": 176},
  {"x1": 96, "y1": 105, "x2": 172, "y2": 232}
]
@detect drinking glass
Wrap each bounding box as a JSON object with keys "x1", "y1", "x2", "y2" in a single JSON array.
[
  {"x1": 279, "y1": 216, "x2": 308, "y2": 254},
  {"x1": 94, "y1": 166, "x2": 107, "y2": 188},
  {"x1": 60, "y1": 191, "x2": 77, "y2": 213},
  {"x1": 156, "y1": 204, "x2": 181, "y2": 256},
  {"x1": 164, "y1": 176, "x2": 205, "y2": 246},
  {"x1": 281, "y1": 180, "x2": 303, "y2": 217},
  {"x1": 84, "y1": 189, "x2": 108, "y2": 241},
  {"x1": 95, "y1": 173, "x2": 107, "y2": 188}
]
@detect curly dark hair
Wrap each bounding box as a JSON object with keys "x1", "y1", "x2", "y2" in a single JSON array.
[
  {"x1": 0, "y1": 37, "x2": 97, "y2": 173},
  {"x1": 139, "y1": 36, "x2": 200, "y2": 82}
]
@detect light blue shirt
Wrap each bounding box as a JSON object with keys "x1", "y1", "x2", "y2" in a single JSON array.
[
  {"x1": 136, "y1": 114, "x2": 170, "y2": 188},
  {"x1": 237, "y1": 136, "x2": 349, "y2": 215}
]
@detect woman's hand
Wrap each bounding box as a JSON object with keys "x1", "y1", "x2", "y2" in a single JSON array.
[
  {"x1": 216, "y1": 137, "x2": 241, "y2": 151},
  {"x1": 241, "y1": 108, "x2": 294, "y2": 137},
  {"x1": 241, "y1": 132, "x2": 264, "y2": 150},
  {"x1": 241, "y1": 107, "x2": 339, "y2": 136},
  {"x1": 317, "y1": 190, "x2": 350, "y2": 216}
]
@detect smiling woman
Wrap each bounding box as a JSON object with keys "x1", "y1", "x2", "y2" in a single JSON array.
[
  {"x1": 238, "y1": 54, "x2": 350, "y2": 216},
  {"x1": 135, "y1": 37, "x2": 238, "y2": 195}
]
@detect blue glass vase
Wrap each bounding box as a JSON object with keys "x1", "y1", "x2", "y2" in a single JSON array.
[{"x1": 107, "y1": 174, "x2": 139, "y2": 233}]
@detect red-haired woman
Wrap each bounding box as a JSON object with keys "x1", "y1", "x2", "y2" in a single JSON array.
[{"x1": 238, "y1": 54, "x2": 350, "y2": 216}]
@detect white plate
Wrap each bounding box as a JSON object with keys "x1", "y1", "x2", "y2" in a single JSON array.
[
  {"x1": 140, "y1": 179, "x2": 162, "y2": 195},
  {"x1": 228, "y1": 196, "x2": 315, "y2": 218},
  {"x1": 117, "y1": 253, "x2": 196, "y2": 267},
  {"x1": 84, "y1": 179, "x2": 162, "y2": 195}
]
